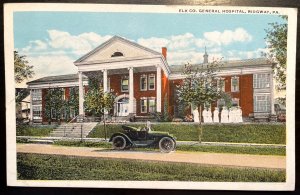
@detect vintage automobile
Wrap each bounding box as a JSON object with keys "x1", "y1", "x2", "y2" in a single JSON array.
[{"x1": 109, "y1": 125, "x2": 176, "y2": 153}]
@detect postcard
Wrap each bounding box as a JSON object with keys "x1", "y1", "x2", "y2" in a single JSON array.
[{"x1": 5, "y1": 3, "x2": 297, "y2": 190}]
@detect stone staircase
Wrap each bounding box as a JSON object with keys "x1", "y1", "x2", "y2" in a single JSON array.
[{"x1": 50, "y1": 122, "x2": 98, "y2": 138}]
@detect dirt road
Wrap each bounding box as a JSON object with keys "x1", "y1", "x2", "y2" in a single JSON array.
[{"x1": 17, "y1": 144, "x2": 286, "y2": 169}]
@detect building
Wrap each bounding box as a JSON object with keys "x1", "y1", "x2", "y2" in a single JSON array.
[
  {"x1": 27, "y1": 36, "x2": 275, "y2": 123},
  {"x1": 15, "y1": 88, "x2": 31, "y2": 122}
]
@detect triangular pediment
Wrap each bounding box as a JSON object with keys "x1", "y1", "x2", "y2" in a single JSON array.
[{"x1": 75, "y1": 36, "x2": 161, "y2": 63}]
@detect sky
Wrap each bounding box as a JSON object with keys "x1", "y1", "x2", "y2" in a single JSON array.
[{"x1": 13, "y1": 11, "x2": 285, "y2": 87}]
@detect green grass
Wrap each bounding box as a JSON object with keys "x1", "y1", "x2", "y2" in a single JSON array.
[
  {"x1": 88, "y1": 123, "x2": 286, "y2": 144},
  {"x1": 16, "y1": 125, "x2": 56, "y2": 137},
  {"x1": 176, "y1": 145, "x2": 286, "y2": 156},
  {"x1": 53, "y1": 140, "x2": 112, "y2": 148},
  {"x1": 17, "y1": 153, "x2": 286, "y2": 182},
  {"x1": 53, "y1": 140, "x2": 285, "y2": 156}
]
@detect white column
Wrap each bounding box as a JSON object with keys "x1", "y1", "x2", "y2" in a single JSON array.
[
  {"x1": 270, "y1": 72, "x2": 275, "y2": 114},
  {"x1": 156, "y1": 65, "x2": 162, "y2": 112},
  {"x1": 129, "y1": 67, "x2": 134, "y2": 113},
  {"x1": 78, "y1": 71, "x2": 84, "y2": 115},
  {"x1": 29, "y1": 89, "x2": 33, "y2": 122},
  {"x1": 102, "y1": 69, "x2": 108, "y2": 92}
]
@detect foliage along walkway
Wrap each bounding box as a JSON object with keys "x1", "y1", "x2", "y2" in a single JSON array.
[{"x1": 17, "y1": 143, "x2": 286, "y2": 169}]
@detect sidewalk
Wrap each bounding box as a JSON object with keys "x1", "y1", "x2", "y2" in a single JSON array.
[
  {"x1": 17, "y1": 136, "x2": 286, "y2": 148},
  {"x1": 17, "y1": 143, "x2": 286, "y2": 169}
]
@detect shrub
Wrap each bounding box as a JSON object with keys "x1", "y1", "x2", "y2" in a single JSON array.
[
  {"x1": 16, "y1": 124, "x2": 56, "y2": 136},
  {"x1": 88, "y1": 123, "x2": 286, "y2": 144}
]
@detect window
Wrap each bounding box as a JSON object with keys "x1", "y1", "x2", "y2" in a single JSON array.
[
  {"x1": 140, "y1": 98, "x2": 147, "y2": 113},
  {"x1": 32, "y1": 105, "x2": 42, "y2": 119},
  {"x1": 140, "y1": 75, "x2": 147, "y2": 91},
  {"x1": 111, "y1": 52, "x2": 124, "y2": 57},
  {"x1": 148, "y1": 74, "x2": 155, "y2": 90},
  {"x1": 32, "y1": 89, "x2": 42, "y2": 101},
  {"x1": 148, "y1": 98, "x2": 156, "y2": 113},
  {"x1": 217, "y1": 79, "x2": 225, "y2": 92},
  {"x1": 69, "y1": 107, "x2": 76, "y2": 119},
  {"x1": 121, "y1": 78, "x2": 129, "y2": 92},
  {"x1": 231, "y1": 76, "x2": 239, "y2": 92},
  {"x1": 254, "y1": 94, "x2": 271, "y2": 112},
  {"x1": 232, "y1": 98, "x2": 239, "y2": 107},
  {"x1": 51, "y1": 108, "x2": 57, "y2": 119},
  {"x1": 253, "y1": 74, "x2": 270, "y2": 89}
]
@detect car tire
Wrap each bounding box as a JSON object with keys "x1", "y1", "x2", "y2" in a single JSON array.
[
  {"x1": 112, "y1": 135, "x2": 127, "y2": 150},
  {"x1": 159, "y1": 137, "x2": 175, "y2": 153}
]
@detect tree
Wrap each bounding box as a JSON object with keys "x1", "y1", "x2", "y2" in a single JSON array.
[
  {"x1": 177, "y1": 60, "x2": 223, "y2": 142},
  {"x1": 265, "y1": 16, "x2": 287, "y2": 92},
  {"x1": 14, "y1": 51, "x2": 34, "y2": 83},
  {"x1": 44, "y1": 88, "x2": 65, "y2": 124},
  {"x1": 84, "y1": 87, "x2": 115, "y2": 118}
]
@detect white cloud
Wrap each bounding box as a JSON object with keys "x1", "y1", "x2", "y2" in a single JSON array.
[
  {"x1": 137, "y1": 37, "x2": 170, "y2": 52},
  {"x1": 28, "y1": 55, "x2": 77, "y2": 79},
  {"x1": 47, "y1": 30, "x2": 112, "y2": 55},
  {"x1": 204, "y1": 28, "x2": 252, "y2": 46}
]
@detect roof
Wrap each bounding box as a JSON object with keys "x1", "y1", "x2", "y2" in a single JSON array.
[
  {"x1": 169, "y1": 58, "x2": 274, "y2": 73},
  {"x1": 74, "y1": 35, "x2": 162, "y2": 63},
  {"x1": 27, "y1": 57, "x2": 274, "y2": 86},
  {"x1": 27, "y1": 74, "x2": 88, "y2": 85}
]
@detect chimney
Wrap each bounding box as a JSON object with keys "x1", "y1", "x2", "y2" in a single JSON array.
[{"x1": 162, "y1": 47, "x2": 167, "y2": 60}]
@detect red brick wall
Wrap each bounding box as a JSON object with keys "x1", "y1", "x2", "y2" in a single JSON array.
[
  {"x1": 240, "y1": 74, "x2": 253, "y2": 116},
  {"x1": 219, "y1": 75, "x2": 253, "y2": 116},
  {"x1": 109, "y1": 72, "x2": 157, "y2": 116},
  {"x1": 65, "y1": 87, "x2": 70, "y2": 100}
]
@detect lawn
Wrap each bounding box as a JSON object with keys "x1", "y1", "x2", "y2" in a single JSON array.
[
  {"x1": 88, "y1": 123, "x2": 286, "y2": 144},
  {"x1": 53, "y1": 140, "x2": 286, "y2": 156},
  {"x1": 17, "y1": 153, "x2": 286, "y2": 182},
  {"x1": 16, "y1": 124, "x2": 56, "y2": 137}
]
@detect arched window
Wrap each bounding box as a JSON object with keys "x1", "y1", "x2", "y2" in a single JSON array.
[{"x1": 111, "y1": 52, "x2": 124, "y2": 57}]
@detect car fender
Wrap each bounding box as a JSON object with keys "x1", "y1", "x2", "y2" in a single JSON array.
[
  {"x1": 154, "y1": 135, "x2": 176, "y2": 146},
  {"x1": 109, "y1": 132, "x2": 133, "y2": 145}
]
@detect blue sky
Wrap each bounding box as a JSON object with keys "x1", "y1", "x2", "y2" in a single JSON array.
[{"x1": 13, "y1": 11, "x2": 285, "y2": 86}]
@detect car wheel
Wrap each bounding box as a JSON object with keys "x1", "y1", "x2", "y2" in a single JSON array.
[
  {"x1": 112, "y1": 136, "x2": 127, "y2": 150},
  {"x1": 159, "y1": 137, "x2": 175, "y2": 153}
]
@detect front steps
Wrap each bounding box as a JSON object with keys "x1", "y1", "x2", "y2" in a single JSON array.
[{"x1": 50, "y1": 122, "x2": 98, "y2": 138}]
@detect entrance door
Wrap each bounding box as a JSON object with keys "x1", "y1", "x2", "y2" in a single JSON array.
[{"x1": 117, "y1": 98, "x2": 129, "y2": 116}]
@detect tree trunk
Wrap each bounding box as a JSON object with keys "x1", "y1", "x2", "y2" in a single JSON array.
[{"x1": 198, "y1": 105, "x2": 203, "y2": 143}]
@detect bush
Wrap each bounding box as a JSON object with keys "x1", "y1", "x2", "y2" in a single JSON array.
[
  {"x1": 16, "y1": 124, "x2": 56, "y2": 136},
  {"x1": 88, "y1": 123, "x2": 286, "y2": 144},
  {"x1": 17, "y1": 153, "x2": 285, "y2": 182}
]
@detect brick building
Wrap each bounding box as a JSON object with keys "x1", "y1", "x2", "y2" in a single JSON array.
[{"x1": 27, "y1": 36, "x2": 275, "y2": 123}]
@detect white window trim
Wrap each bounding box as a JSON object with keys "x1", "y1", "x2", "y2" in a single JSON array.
[
  {"x1": 231, "y1": 76, "x2": 239, "y2": 92},
  {"x1": 62, "y1": 88, "x2": 66, "y2": 100},
  {"x1": 253, "y1": 73, "x2": 270, "y2": 89},
  {"x1": 140, "y1": 97, "x2": 147, "y2": 113},
  {"x1": 107, "y1": 77, "x2": 111, "y2": 92},
  {"x1": 217, "y1": 78, "x2": 225, "y2": 92},
  {"x1": 32, "y1": 105, "x2": 42, "y2": 119},
  {"x1": 254, "y1": 93, "x2": 271, "y2": 113},
  {"x1": 148, "y1": 97, "x2": 156, "y2": 113},
  {"x1": 140, "y1": 74, "x2": 147, "y2": 91},
  {"x1": 121, "y1": 77, "x2": 129, "y2": 92},
  {"x1": 32, "y1": 89, "x2": 42, "y2": 101},
  {"x1": 148, "y1": 74, "x2": 155, "y2": 90}
]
